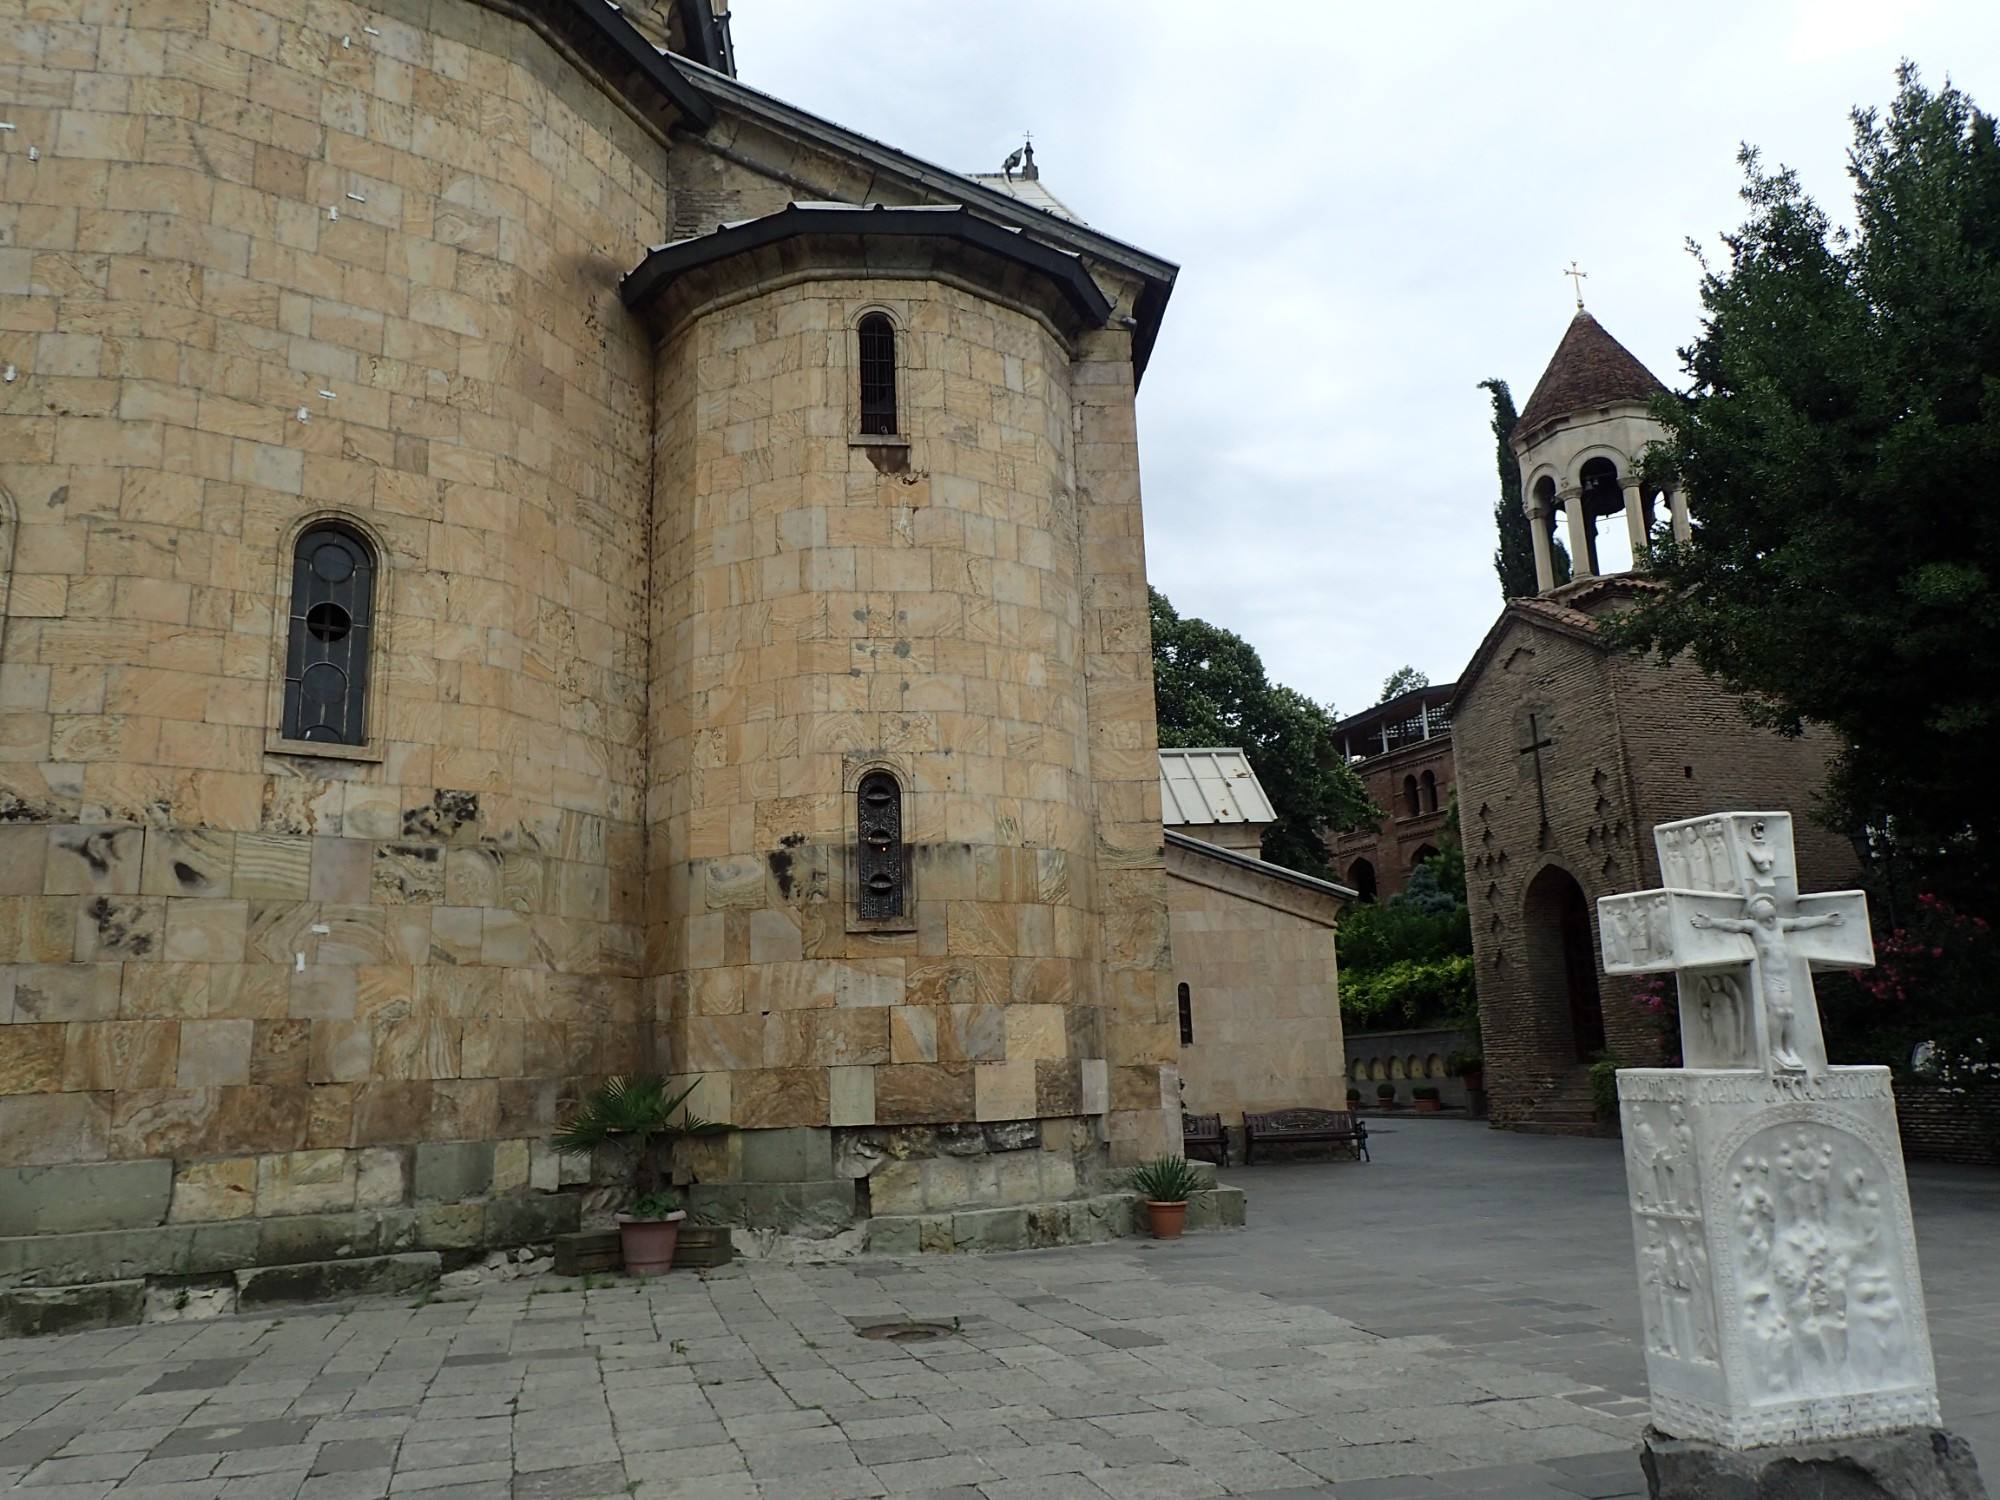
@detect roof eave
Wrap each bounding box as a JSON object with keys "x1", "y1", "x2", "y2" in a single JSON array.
[
  {"x1": 620, "y1": 204, "x2": 1115, "y2": 329},
  {"x1": 1163, "y1": 829, "x2": 1358, "y2": 903},
  {"x1": 542, "y1": 0, "x2": 715, "y2": 133}
]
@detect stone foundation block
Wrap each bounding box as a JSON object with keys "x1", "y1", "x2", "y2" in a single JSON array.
[
  {"x1": 412, "y1": 1142, "x2": 494, "y2": 1202},
  {"x1": 951, "y1": 1206, "x2": 1029, "y2": 1252},
  {"x1": 686, "y1": 1179, "x2": 855, "y2": 1232},
  {"x1": 0, "y1": 1161, "x2": 173, "y2": 1235},
  {"x1": 485, "y1": 1192, "x2": 580, "y2": 1246},
  {"x1": 1185, "y1": 1186, "x2": 1246, "y2": 1229},
  {"x1": 739, "y1": 1127, "x2": 834, "y2": 1183},
  {"x1": 234, "y1": 1252, "x2": 440, "y2": 1310},
  {"x1": 0, "y1": 1279, "x2": 145, "y2": 1338},
  {"x1": 865, "y1": 1216, "x2": 921, "y2": 1255},
  {"x1": 1642, "y1": 1425, "x2": 1988, "y2": 1499}
]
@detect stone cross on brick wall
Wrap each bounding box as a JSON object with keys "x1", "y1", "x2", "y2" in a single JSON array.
[
  {"x1": 1593, "y1": 813, "x2": 1955, "y2": 1468},
  {"x1": 1597, "y1": 812, "x2": 1873, "y2": 1078}
]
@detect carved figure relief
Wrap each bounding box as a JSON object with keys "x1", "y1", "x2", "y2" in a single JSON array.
[
  {"x1": 1630, "y1": 1101, "x2": 1697, "y2": 1216},
  {"x1": 1728, "y1": 1125, "x2": 1918, "y2": 1400},
  {"x1": 1691, "y1": 897, "x2": 1846, "y2": 1075},
  {"x1": 1692, "y1": 971, "x2": 1752, "y2": 1065}
]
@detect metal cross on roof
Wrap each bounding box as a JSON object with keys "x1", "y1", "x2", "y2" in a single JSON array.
[{"x1": 1565, "y1": 260, "x2": 1588, "y2": 309}]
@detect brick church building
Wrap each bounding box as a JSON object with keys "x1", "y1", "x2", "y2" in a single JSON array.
[{"x1": 1450, "y1": 310, "x2": 1853, "y2": 1131}]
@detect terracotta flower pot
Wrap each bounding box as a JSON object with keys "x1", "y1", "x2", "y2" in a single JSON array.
[
  {"x1": 616, "y1": 1210, "x2": 686, "y2": 1276},
  {"x1": 1415, "y1": 1098, "x2": 1441, "y2": 1113},
  {"x1": 1461, "y1": 1069, "x2": 1484, "y2": 1093},
  {"x1": 1144, "y1": 1200, "x2": 1187, "y2": 1239}
]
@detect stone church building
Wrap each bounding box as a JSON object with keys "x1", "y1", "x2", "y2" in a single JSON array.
[
  {"x1": 1451, "y1": 310, "x2": 1853, "y2": 1131},
  {"x1": 0, "y1": 0, "x2": 1205, "y2": 1291}
]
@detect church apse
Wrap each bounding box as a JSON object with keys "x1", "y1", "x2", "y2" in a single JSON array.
[{"x1": 626, "y1": 207, "x2": 1177, "y2": 1236}]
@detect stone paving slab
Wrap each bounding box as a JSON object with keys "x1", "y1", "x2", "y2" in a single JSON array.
[{"x1": 0, "y1": 1245, "x2": 1645, "y2": 1500}]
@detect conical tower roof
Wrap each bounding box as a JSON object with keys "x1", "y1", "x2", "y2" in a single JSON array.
[{"x1": 1516, "y1": 310, "x2": 1667, "y2": 435}]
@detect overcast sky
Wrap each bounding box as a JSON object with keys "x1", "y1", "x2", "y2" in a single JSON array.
[{"x1": 728, "y1": 1, "x2": 2000, "y2": 718}]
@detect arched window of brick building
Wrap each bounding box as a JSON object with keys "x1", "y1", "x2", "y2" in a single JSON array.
[
  {"x1": 283, "y1": 523, "x2": 375, "y2": 746},
  {"x1": 1421, "y1": 769, "x2": 1437, "y2": 813},
  {"x1": 857, "y1": 313, "x2": 898, "y2": 435},
  {"x1": 1347, "y1": 858, "x2": 1377, "y2": 903},
  {"x1": 1402, "y1": 775, "x2": 1420, "y2": 817}
]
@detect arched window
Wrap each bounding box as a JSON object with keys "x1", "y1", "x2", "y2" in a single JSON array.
[
  {"x1": 1402, "y1": 775, "x2": 1420, "y2": 817},
  {"x1": 1420, "y1": 770, "x2": 1438, "y2": 813},
  {"x1": 856, "y1": 769, "x2": 904, "y2": 919},
  {"x1": 857, "y1": 313, "x2": 897, "y2": 436},
  {"x1": 1177, "y1": 982, "x2": 1193, "y2": 1046},
  {"x1": 283, "y1": 524, "x2": 374, "y2": 745},
  {"x1": 1347, "y1": 859, "x2": 1377, "y2": 903}
]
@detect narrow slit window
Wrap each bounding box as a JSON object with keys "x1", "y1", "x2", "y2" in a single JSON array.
[
  {"x1": 1178, "y1": 982, "x2": 1194, "y2": 1046},
  {"x1": 283, "y1": 524, "x2": 374, "y2": 745},
  {"x1": 858, "y1": 313, "x2": 898, "y2": 436},
  {"x1": 856, "y1": 770, "x2": 904, "y2": 919}
]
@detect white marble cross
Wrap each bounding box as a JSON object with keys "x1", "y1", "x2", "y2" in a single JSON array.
[{"x1": 1598, "y1": 812, "x2": 1873, "y2": 1077}]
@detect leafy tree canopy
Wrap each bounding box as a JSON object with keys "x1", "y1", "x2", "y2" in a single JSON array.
[
  {"x1": 1377, "y1": 666, "x2": 1429, "y2": 703},
  {"x1": 1149, "y1": 588, "x2": 1374, "y2": 877},
  {"x1": 1613, "y1": 67, "x2": 2000, "y2": 906}
]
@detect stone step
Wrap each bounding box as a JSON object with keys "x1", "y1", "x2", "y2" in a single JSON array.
[
  {"x1": 866, "y1": 1186, "x2": 1247, "y2": 1256},
  {"x1": 233, "y1": 1253, "x2": 440, "y2": 1310}
]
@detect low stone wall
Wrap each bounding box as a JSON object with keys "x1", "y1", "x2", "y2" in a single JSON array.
[
  {"x1": 1896, "y1": 1083, "x2": 2000, "y2": 1166},
  {"x1": 865, "y1": 1186, "x2": 1246, "y2": 1255},
  {"x1": 1346, "y1": 1028, "x2": 1475, "y2": 1108}
]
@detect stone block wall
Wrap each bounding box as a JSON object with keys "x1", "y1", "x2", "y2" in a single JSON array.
[
  {"x1": 0, "y1": 0, "x2": 667, "y2": 1233},
  {"x1": 639, "y1": 263, "x2": 1174, "y2": 1210},
  {"x1": 1166, "y1": 841, "x2": 1346, "y2": 1127}
]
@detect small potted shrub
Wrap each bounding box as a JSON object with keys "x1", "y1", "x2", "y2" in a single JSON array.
[
  {"x1": 1345, "y1": 1086, "x2": 1361, "y2": 1108},
  {"x1": 1412, "y1": 1085, "x2": 1442, "y2": 1113},
  {"x1": 1450, "y1": 1051, "x2": 1485, "y2": 1095},
  {"x1": 1375, "y1": 1081, "x2": 1397, "y2": 1110},
  {"x1": 553, "y1": 1075, "x2": 728, "y2": 1277},
  {"x1": 1127, "y1": 1156, "x2": 1204, "y2": 1239}
]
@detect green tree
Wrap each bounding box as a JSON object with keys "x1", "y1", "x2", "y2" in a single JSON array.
[
  {"x1": 1481, "y1": 377, "x2": 1567, "y2": 598},
  {"x1": 1377, "y1": 666, "x2": 1429, "y2": 703},
  {"x1": 1614, "y1": 68, "x2": 2000, "y2": 908},
  {"x1": 1150, "y1": 588, "x2": 1374, "y2": 877}
]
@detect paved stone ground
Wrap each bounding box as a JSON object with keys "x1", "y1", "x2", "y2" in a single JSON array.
[{"x1": 1, "y1": 1122, "x2": 1993, "y2": 1500}]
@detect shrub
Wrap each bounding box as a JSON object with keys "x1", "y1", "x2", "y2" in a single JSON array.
[
  {"x1": 1821, "y1": 891, "x2": 2000, "y2": 1080},
  {"x1": 1375, "y1": 1082, "x2": 1396, "y2": 1099},
  {"x1": 1588, "y1": 1056, "x2": 1623, "y2": 1119},
  {"x1": 1345, "y1": 1086, "x2": 1361, "y2": 1103},
  {"x1": 1127, "y1": 1156, "x2": 1205, "y2": 1203},
  {"x1": 1341, "y1": 954, "x2": 1477, "y2": 1032},
  {"x1": 1412, "y1": 1085, "x2": 1440, "y2": 1102}
]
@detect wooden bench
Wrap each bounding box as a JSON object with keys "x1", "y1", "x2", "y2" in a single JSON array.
[
  {"x1": 1181, "y1": 1112, "x2": 1228, "y2": 1167},
  {"x1": 1243, "y1": 1108, "x2": 1369, "y2": 1164}
]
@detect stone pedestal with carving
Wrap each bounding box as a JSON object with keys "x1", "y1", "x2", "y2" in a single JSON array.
[
  {"x1": 1619, "y1": 1066, "x2": 1939, "y2": 1446},
  {"x1": 1601, "y1": 813, "x2": 1985, "y2": 1496},
  {"x1": 1641, "y1": 1424, "x2": 1987, "y2": 1499}
]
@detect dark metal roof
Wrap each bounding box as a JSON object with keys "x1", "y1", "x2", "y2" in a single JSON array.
[
  {"x1": 621, "y1": 203, "x2": 1116, "y2": 328},
  {"x1": 1515, "y1": 311, "x2": 1667, "y2": 437},
  {"x1": 545, "y1": 0, "x2": 714, "y2": 132}
]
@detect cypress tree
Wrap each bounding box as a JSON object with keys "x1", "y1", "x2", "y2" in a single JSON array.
[{"x1": 1481, "y1": 377, "x2": 1566, "y2": 597}]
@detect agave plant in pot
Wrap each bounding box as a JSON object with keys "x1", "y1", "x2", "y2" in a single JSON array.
[
  {"x1": 552, "y1": 1075, "x2": 729, "y2": 1276},
  {"x1": 1127, "y1": 1155, "x2": 1205, "y2": 1240}
]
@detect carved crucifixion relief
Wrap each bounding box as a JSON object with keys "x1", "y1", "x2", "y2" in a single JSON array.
[{"x1": 1596, "y1": 813, "x2": 1941, "y2": 1451}]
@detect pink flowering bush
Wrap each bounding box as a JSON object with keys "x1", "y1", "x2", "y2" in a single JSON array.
[{"x1": 1821, "y1": 891, "x2": 1999, "y2": 1082}]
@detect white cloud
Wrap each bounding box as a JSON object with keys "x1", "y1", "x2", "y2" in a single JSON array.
[{"x1": 728, "y1": 0, "x2": 2000, "y2": 713}]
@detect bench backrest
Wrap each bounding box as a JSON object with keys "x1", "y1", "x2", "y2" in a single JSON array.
[
  {"x1": 1181, "y1": 1112, "x2": 1223, "y2": 1138},
  {"x1": 1244, "y1": 1107, "x2": 1357, "y2": 1134}
]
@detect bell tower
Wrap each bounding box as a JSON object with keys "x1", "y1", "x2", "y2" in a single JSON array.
[{"x1": 1511, "y1": 307, "x2": 1688, "y2": 593}]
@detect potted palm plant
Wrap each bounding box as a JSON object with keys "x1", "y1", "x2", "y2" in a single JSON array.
[
  {"x1": 1127, "y1": 1156, "x2": 1204, "y2": 1239},
  {"x1": 552, "y1": 1075, "x2": 728, "y2": 1277}
]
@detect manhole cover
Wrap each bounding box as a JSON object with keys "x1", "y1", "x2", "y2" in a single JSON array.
[{"x1": 855, "y1": 1320, "x2": 954, "y2": 1343}]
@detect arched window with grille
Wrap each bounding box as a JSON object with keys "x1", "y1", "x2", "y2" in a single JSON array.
[
  {"x1": 1177, "y1": 982, "x2": 1194, "y2": 1046},
  {"x1": 857, "y1": 313, "x2": 898, "y2": 436},
  {"x1": 856, "y1": 769, "x2": 904, "y2": 919},
  {"x1": 283, "y1": 524, "x2": 374, "y2": 745}
]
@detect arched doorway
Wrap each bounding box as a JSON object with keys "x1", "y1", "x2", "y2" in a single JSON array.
[
  {"x1": 1348, "y1": 858, "x2": 1377, "y2": 902},
  {"x1": 1523, "y1": 865, "x2": 1606, "y2": 1061}
]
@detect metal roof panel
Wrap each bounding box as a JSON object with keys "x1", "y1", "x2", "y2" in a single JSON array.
[{"x1": 1158, "y1": 747, "x2": 1276, "y2": 827}]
